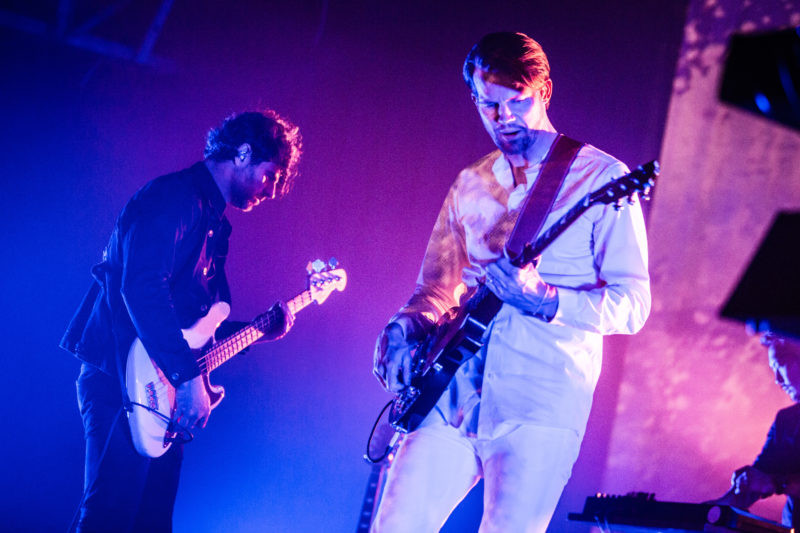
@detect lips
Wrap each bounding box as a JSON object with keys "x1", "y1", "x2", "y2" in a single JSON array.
[{"x1": 497, "y1": 128, "x2": 525, "y2": 140}]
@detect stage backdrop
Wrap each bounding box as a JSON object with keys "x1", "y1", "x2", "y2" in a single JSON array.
[
  {"x1": 604, "y1": 0, "x2": 800, "y2": 525},
  {"x1": 0, "y1": 1, "x2": 686, "y2": 531}
]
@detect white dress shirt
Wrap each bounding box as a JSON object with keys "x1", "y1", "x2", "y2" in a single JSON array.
[{"x1": 393, "y1": 143, "x2": 651, "y2": 441}]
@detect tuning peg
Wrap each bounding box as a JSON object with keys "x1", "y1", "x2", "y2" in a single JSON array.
[
  {"x1": 614, "y1": 198, "x2": 624, "y2": 211},
  {"x1": 328, "y1": 257, "x2": 339, "y2": 269},
  {"x1": 311, "y1": 259, "x2": 326, "y2": 273}
]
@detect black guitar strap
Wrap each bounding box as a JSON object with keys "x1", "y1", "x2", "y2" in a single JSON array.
[{"x1": 505, "y1": 134, "x2": 583, "y2": 263}]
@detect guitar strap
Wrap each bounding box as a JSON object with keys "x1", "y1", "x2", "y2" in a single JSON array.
[{"x1": 505, "y1": 134, "x2": 584, "y2": 262}]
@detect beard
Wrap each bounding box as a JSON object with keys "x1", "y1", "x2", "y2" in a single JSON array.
[
  {"x1": 228, "y1": 166, "x2": 261, "y2": 211},
  {"x1": 493, "y1": 128, "x2": 535, "y2": 156}
]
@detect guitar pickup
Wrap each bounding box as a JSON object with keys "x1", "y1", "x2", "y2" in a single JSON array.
[{"x1": 462, "y1": 316, "x2": 488, "y2": 342}]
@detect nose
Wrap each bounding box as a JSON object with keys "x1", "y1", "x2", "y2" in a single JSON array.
[{"x1": 497, "y1": 101, "x2": 514, "y2": 123}]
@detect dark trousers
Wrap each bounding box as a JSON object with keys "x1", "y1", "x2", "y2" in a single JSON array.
[{"x1": 76, "y1": 363, "x2": 183, "y2": 533}]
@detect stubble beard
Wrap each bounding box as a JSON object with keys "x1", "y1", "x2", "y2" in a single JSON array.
[{"x1": 495, "y1": 128, "x2": 535, "y2": 157}]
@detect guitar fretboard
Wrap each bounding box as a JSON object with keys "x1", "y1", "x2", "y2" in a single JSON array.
[
  {"x1": 197, "y1": 290, "x2": 315, "y2": 374},
  {"x1": 528, "y1": 193, "x2": 593, "y2": 259}
]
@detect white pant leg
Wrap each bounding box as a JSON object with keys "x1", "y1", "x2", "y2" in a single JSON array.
[
  {"x1": 478, "y1": 424, "x2": 582, "y2": 533},
  {"x1": 371, "y1": 422, "x2": 481, "y2": 533}
]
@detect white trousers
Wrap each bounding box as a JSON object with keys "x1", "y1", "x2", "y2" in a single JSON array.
[{"x1": 370, "y1": 421, "x2": 582, "y2": 533}]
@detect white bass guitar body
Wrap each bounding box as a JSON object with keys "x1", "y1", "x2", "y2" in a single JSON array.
[{"x1": 126, "y1": 302, "x2": 230, "y2": 458}]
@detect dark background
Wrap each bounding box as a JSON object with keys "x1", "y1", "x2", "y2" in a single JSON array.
[{"x1": 0, "y1": 1, "x2": 688, "y2": 531}]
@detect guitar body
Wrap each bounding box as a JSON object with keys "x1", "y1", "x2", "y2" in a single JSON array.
[
  {"x1": 389, "y1": 287, "x2": 503, "y2": 433},
  {"x1": 126, "y1": 302, "x2": 230, "y2": 458}
]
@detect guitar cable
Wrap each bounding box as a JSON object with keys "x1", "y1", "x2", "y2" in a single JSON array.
[
  {"x1": 125, "y1": 400, "x2": 195, "y2": 445},
  {"x1": 364, "y1": 400, "x2": 399, "y2": 464}
]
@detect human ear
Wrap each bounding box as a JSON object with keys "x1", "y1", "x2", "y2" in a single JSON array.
[
  {"x1": 235, "y1": 143, "x2": 252, "y2": 165},
  {"x1": 540, "y1": 79, "x2": 553, "y2": 108}
]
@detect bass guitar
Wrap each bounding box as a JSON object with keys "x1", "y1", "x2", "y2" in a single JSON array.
[
  {"x1": 126, "y1": 259, "x2": 347, "y2": 458},
  {"x1": 389, "y1": 162, "x2": 659, "y2": 433}
]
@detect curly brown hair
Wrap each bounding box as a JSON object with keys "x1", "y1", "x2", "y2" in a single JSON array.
[{"x1": 204, "y1": 110, "x2": 302, "y2": 198}]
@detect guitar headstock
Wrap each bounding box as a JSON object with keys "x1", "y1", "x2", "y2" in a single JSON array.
[
  {"x1": 306, "y1": 258, "x2": 347, "y2": 305},
  {"x1": 590, "y1": 160, "x2": 659, "y2": 209}
]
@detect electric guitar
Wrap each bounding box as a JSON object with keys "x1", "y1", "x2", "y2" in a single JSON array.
[
  {"x1": 389, "y1": 162, "x2": 659, "y2": 433},
  {"x1": 126, "y1": 259, "x2": 347, "y2": 458}
]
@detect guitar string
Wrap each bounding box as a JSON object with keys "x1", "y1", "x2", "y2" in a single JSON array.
[
  {"x1": 196, "y1": 286, "x2": 318, "y2": 372},
  {"x1": 193, "y1": 278, "x2": 337, "y2": 373},
  {"x1": 197, "y1": 309, "x2": 277, "y2": 372}
]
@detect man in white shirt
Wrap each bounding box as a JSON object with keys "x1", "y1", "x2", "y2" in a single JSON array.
[{"x1": 371, "y1": 31, "x2": 651, "y2": 532}]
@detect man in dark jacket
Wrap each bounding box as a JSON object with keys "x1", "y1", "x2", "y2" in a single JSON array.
[
  {"x1": 715, "y1": 332, "x2": 800, "y2": 529},
  {"x1": 61, "y1": 110, "x2": 302, "y2": 532}
]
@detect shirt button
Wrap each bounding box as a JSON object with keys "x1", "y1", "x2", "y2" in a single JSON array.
[
  {"x1": 200, "y1": 304, "x2": 208, "y2": 312},
  {"x1": 208, "y1": 229, "x2": 214, "y2": 237},
  {"x1": 171, "y1": 372, "x2": 180, "y2": 382}
]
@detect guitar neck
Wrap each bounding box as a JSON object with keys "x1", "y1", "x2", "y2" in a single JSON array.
[
  {"x1": 286, "y1": 289, "x2": 315, "y2": 317},
  {"x1": 528, "y1": 193, "x2": 592, "y2": 260},
  {"x1": 198, "y1": 289, "x2": 314, "y2": 374},
  {"x1": 513, "y1": 162, "x2": 657, "y2": 267}
]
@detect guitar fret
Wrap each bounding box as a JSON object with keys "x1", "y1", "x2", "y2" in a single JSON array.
[
  {"x1": 531, "y1": 194, "x2": 591, "y2": 257},
  {"x1": 194, "y1": 270, "x2": 345, "y2": 375}
]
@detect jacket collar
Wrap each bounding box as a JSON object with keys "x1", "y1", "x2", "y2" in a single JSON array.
[{"x1": 192, "y1": 161, "x2": 227, "y2": 217}]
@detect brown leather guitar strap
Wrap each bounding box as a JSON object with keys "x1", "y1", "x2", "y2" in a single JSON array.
[{"x1": 505, "y1": 134, "x2": 583, "y2": 262}]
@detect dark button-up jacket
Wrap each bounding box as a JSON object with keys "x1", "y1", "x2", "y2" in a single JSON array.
[{"x1": 61, "y1": 162, "x2": 232, "y2": 387}]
